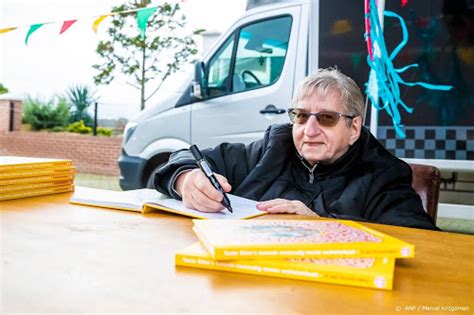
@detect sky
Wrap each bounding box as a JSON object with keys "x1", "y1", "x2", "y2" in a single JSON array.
[{"x1": 0, "y1": 0, "x2": 247, "y2": 119}]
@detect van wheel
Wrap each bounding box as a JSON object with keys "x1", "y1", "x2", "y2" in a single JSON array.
[{"x1": 146, "y1": 164, "x2": 164, "y2": 189}]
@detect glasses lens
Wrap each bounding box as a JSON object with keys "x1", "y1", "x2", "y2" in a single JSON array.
[
  {"x1": 289, "y1": 109, "x2": 310, "y2": 124},
  {"x1": 316, "y1": 112, "x2": 339, "y2": 127}
]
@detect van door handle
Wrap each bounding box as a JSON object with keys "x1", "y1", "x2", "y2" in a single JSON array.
[{"x1": 259, "y1": 105, "x2": 286, "y2": 115}]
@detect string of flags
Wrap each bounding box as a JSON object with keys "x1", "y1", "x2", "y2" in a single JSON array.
[{"x1": 0, "y1": 5, "x2": 168, "y2": 45}]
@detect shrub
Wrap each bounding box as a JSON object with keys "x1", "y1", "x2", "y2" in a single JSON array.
[
  {"x1": 23, "y1": 97, "x2": 70, "y2": 130},
  {"x1": 0, "y1": 83, "x2": 8, "y2": 95},
  {"x1": 97, "y1": 127, "x2": 112, "y2": 137},
  {"x1": 67, "y1": 120, "x2": 92, "y2": 134},
  {"x1": 51, "y1": 126, "x2": 65, "y2": 132},
  {"x1": 66, "y1": 85, "x2": 96, "y2": 126}
]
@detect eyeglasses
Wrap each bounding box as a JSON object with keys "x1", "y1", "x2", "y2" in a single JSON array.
[{"x1": 287, "y1": 108, "x2": 356, "y2": 127}]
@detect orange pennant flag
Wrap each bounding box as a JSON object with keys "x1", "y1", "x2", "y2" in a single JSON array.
[
  {"x1": 59, "y1": 20, "x2": 77, "y2": 34},
  {"x1": 92, "y1": 15, "x2": 111, "y2": 33},
  {"x1": 0, "y1": 27, "x2": 17, "y2": 34}
]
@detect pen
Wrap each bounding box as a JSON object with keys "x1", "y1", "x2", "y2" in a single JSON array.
[{"x1": 190, "y1": 144, "x2": 233, "y2": 213}]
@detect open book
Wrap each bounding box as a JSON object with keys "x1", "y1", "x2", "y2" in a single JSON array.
[{"x1": 70, "y1": 186, "x2": 265, "y2": 220}]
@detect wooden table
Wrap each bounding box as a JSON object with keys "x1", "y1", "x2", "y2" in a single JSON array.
[{"x1": 1, "y1": 192, "x2": 473, "y2": 314}]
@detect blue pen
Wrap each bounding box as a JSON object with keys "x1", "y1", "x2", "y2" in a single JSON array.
[{"x1": 190, "y1": 145, "x2": 233, "y2": 213}]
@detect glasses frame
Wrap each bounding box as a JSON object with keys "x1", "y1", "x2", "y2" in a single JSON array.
[{"x1": 287, "y1": 108, "x2": 356, "y2": 127}]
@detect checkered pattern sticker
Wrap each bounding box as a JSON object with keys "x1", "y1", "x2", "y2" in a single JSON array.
[{"x1": 377, "y1": 127, "x2": 474, "y2": 160}]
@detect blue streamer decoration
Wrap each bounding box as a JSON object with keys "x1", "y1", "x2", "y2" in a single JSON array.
[{"x1": 364, "y1": 0, "x2": 453, "y2": 138}]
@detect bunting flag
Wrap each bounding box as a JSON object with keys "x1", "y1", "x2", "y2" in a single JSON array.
[
  {"x1": 364, "y1": 0, "x2": 453, "y2": 138},
  {"x1": 0, "y1": 27, "x2": 17, "y2": 34},
  {"x1": 137, "y1": 7, "x2": 158, "y2": 39},
  {"x1": 59, "y1": 20, "x2": 77, "y2": 34},
  {"x1": 0, "y1": 5, "x2": 167, "y2": 44},
  {"x1": 25, "y1": 23, "x2": 44, "y2": 45},
  {"x1": 92, "y1": 15, "x2": 111, "y2": 33}
]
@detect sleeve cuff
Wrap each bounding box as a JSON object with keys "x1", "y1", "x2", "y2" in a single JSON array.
[{"x1": 168, "y1": 166, "x2": 197, "y2": 200}]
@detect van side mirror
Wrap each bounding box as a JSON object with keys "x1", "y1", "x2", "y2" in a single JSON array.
[{"x1": 191, "y1": 61, "x2": 207, "y2": 100}]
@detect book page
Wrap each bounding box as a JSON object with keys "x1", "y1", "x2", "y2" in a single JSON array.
[
  {"x1": 145, "y1": 194, "x2": 265, "y2": 220},
  {"x1": 70, "y1": 187, "x2": 160, "y2": 212}
]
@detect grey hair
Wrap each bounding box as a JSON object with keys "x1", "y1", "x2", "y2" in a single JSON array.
[{"x1": 291, "y1": 68, "x2": 365, "y2": 119}]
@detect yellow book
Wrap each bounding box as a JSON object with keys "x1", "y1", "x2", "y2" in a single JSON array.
[
  {"x1": 0, "y1": 166, "x2": 76, "y2": 180},
  {"x1": 193, "y1": 219, "x2": 415, "y2": 260},
  {"x1": 0, "y1": 170, "x2": 76, "y2": 186},
  {"x1": 0, "y1": 180, "x2": 74, "y2": 194},
  {"x1": 0, "y1": 156, "x2": 73, "y2": 171},
  {"x1": 70, "y1": 186, "x2": 265, "y2": 220},
  {"x1": 176, "y1": 242, "x2": 395, "y2": 290},
  {"x1": 0, "y1": 184, "x2": 75, "y2": 201}
]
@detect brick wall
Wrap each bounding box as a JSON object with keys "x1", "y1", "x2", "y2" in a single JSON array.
[
  {"x1": 0, "y1": 131, "x2": 122, "y2": 176},
  {"x1": 0, "y1": 99, "x2": 22, "y2": 134}
]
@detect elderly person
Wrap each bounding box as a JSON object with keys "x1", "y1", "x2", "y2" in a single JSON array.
[{"x1": 154, "y1": 68, "x2": 438, "y2": 230}]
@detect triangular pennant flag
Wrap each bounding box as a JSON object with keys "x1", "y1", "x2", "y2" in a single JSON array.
[
  {"x1": 25, "y1": 23, "x2": 44, "y2": 45},
  {"x1": 0, "y1": 27, "x2": 17, "y2": 34},
  {"x1": 136, "y1": 7, "x2": 157, "y2": 39},
  {"x1": 92, "y1": 14, "x2": 111, "y2": 33},
  {"x1": 59, "y1": 20, "x2": 77, "y2": 34}
]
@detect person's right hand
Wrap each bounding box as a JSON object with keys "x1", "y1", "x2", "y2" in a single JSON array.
[{"x1": 174, "y1": 169, "x2": 232, "y2": 212}]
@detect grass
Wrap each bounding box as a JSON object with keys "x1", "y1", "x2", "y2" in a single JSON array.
[
  {"x1": 74, "y1": 172, "x2": 474, "y2": 234},
  {"x1": 437, "y1": 218, "x2": 474, "y2": 235},
  {"x1": 75, "y1": 173, "x2": 121, "y2": 191}
]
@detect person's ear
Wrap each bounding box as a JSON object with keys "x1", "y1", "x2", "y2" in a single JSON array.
[{"x1": 349, "y1": 116, "x2": 362, "y2": 145}]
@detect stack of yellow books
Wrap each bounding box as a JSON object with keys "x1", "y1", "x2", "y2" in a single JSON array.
[
  {"x1": 176, "y1": 219, "x2": 415, "y2": 290},
  {"x1": 0, "y1": 156, "x2": 76, "y2": 201}
]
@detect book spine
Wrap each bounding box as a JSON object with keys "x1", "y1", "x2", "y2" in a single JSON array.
[
  {"x1": 0, "y1": 160, "x2": 73, "y2": 172},
  {"x1": 213, "y1": 247, "x2": 413, "y2": 260},
  {"x1": 0, "y1": 180, "x2": 74, "y2": 194},
  {"x1": 0, "y1": 167, "x2": 76, "y2": 179},
  {"x1": 0, "y1": 172, "x2": 75, "y2": 186},
  {"x1": 175, "y1": 255, "x2": 393, "y2": 290},
  {"x1": 0, "y1": 185, "x2": 74, "y2": 201}
]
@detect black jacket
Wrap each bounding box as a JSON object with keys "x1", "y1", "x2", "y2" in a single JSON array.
[{"x1": 155, "y1": 124, "x2": 439, "y2": 230}]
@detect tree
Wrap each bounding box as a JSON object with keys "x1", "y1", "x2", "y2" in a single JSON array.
[
  {"x1": 66, "y1": 85, "x2": 97, "y2": 126},
  {"x1": 93, "y1": 0, "x2": 203, "y2": 111},
  {"x1": 0, "y1": 83, "x2": 8, "y2": 95}
]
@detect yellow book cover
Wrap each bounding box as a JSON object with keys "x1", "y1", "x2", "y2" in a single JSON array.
[
  {"x1": 0, "y1": 180, "x2": 74, "y2": 194},
  {"x1": 176, "y1": 242, "x2": 395, "y2": 290},
  {"x1": 0, "y1": 166, "x2": 76, "y2": 180},
  {"x1": 70, "y1": 186, "x2": 265, "y2": 220},
  {"x1": 0, "y1": 156, "x2": 73, "y2": 171},
  {"x1": 0, "y1": 184, "x2": 75, "y2": 201},
  {"x1": 193, "y1": 220, "x2": 415, "y2": 260},
  {"x1": 0, "y1": 170, "x2": 76, "y2": 186}
]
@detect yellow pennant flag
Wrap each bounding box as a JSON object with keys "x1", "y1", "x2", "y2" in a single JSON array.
[
  {"x1": 92, "y1": 15, "x2": 111, "y2": 33},
  {"x1": 0, "y1": 27, "x2": 17, "y2": 34}
]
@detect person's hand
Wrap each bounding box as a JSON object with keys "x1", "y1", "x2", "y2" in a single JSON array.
[
  {"x1": 174, "y1": 169, "x2": 232, "y2": 212},
  {"x1": 256, "y1": 199, "x2": 319, "y2": 216}
]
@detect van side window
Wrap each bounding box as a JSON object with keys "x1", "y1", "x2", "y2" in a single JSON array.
[
  {"x1": 205, "y1": 15, "x2": 292, "y2": 98},
  {"x1": 207, "y1": 36, "x2": 235, "y2": 98},
  {"x1": 233, "y1": 16, "x2": 292, "y2": 92}
]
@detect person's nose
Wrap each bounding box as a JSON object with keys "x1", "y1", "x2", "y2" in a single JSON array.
[{"x1": 304, "y1": 115, "x2": 321, "y2": 137}]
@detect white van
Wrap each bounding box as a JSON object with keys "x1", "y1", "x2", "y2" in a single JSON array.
[
  {"x1": 119, "y1": 0, "x2": 313, "y2": 189},
  {"x1": 119, "y1": 0, "x2": 473, "y2": 190}
]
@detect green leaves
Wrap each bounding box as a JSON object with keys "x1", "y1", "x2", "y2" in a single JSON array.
[
  {"x1": 66, "y1": 85, "x2": 97, "y2": 126},
  {"x1": 0, "y1": 83, "x2": 8, "y2": 95},
  {"x1": 23, "y1": 96, "x2": 71, "y2": 130}
]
